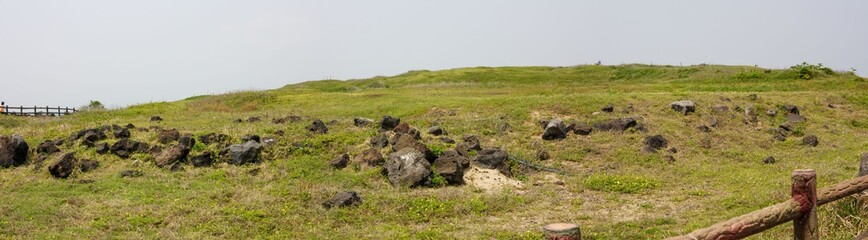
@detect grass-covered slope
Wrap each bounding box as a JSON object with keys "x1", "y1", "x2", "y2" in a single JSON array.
[{"x1": 1, "y1": 64, "x2": 867, "y2": 239}]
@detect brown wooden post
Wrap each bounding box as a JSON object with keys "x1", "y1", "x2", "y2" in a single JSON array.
[
  {"x1": 543, "y1": 223, "x2": 581, "y2": 240},
  {"x1": 792, "y1": 169, "x2": 817, "y2": 240}
]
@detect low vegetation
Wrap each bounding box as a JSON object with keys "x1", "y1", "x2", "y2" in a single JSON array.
[{"x1": 0, "y1": 64, "x2": 866, "y2": 239}]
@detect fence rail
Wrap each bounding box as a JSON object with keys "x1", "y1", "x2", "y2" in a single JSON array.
[
  {"x1": 545, "y1": 157, "x2": 868, "y2": 240},
  {"x1": 0, "y1": 106, "x2": 77, "y2": 116}
]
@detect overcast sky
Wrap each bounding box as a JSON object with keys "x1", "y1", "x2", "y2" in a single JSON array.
[{"x1": 1, "y1": 1, "x2": 866, "y2": 108}]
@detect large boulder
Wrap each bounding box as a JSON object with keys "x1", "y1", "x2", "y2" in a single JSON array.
[
  {"x1": 155, "y1": 144, "x2": 191, "y2": 168},
  {"x1": 306, "y1": 119, "x2": 328, "y2": 134},
  {"x1": 178, "y1": 134, "x2": 196, "y2": 148},
  {"x1": 380, "y1": 116, "x2": 401, "y2": 131},
  {"x1": 322, "y1": 191, "x2": 362, "y2": 209},
  {"x1": 472, "y1": 149, "x2": 511, "y2": 177},
  {"x1": 385, "y1": 148, "x2": 432, "y2": 188},
  {"x1": 48, "y1": 153, "x2": 77, "y2": 178},
  {"x1": 433, "y1": 150, "x2": 467, "y2": 185},
  {"x1": 670, "y1": 100, "x2": 696, "y2": 115},
  {"x1": 0, "y1": 135, "x2": 29, "y2": 168},
  {"x1": 112, "y1": 125, "x2": 131, "y2": 139},
  {"x1": 859, "y1": 153, "x2": 868, "y2": 177},
  {"x1": 392, "y1": 134, "x2": 436, "y2": 162},
  {"x1": 353, "y1": 117, "x2": 374, "y2": 127},
  {"x1": 642, "y1": 135, "x2": 668, "y2": 153},
  {"x1": 354, "y1": 148, "x2": 385, "y2": 167},
  {"x1": 228, "y1": 140, "x2": 262, "y2": 165},
  {"x1": 594, "y1": 117, "x2": 637, "y2": 132},
  {"x1": 393, "y1": 122, "x2": 411, "y2": 134},
  {"x1": 542, "y1": 118, "x2": 567, "y2": 140}
]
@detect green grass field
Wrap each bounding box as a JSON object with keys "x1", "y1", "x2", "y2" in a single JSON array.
[{"x1": 1, "y1": 64, "x2": 866, "y2": 239}]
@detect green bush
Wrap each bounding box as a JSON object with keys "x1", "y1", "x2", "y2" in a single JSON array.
[{"x1": 790, "y1": 62, "x2": 834, "y2": 80}]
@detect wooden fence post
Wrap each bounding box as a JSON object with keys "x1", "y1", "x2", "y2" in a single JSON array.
[
  {"x1": 544, "y1": 223, "x2": 581, "y2": 240},
  {"x1": 792, "y1": 169, "x2": 818, "y2": 240}
]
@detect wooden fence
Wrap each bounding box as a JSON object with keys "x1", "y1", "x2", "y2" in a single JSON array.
[
  {"x1": 545, "y1": 157, "x2": 868, "y2": 240},
  {"x1": 0, "y1": 106, "x2": 77, "y2": 116}
]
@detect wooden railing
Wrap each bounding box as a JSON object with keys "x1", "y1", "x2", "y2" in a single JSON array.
[
  {"x1": 545, "y1": 157, "x2": 868, "y2": 240},
  {"x1": 0, "y1": 106, "x2": 77, "y2": 116}
]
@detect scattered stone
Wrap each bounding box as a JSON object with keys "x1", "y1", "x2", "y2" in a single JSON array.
[
  {"x1": 274, "y1": 130, "x2": 285, "y2": 136},
  {"x1": 472, "y1": 149, "x2": 511, "y2": 177},
  {"x1": 353, "y1": 117, "x2": 374, "y2": 127},
  {"x1": 227, "y1": 140, "x2": 262, "y2": 165},
  {"x1": 233, "y1": 119, "x2": 243, "y2": 123},
  {"x1": 110, "y1": 138, "x2": 148, "y2": 159},
  {"x1": 670, "y1": 100, "x2": 696, "y2": 115},
  {"x1": 79, "y1": 159, "x2": 99, "y2": 172},
  {"x1": 748, "y1": 94, "x2": 757, "y2": 101},
  {"x1": 537, "y1": 150, "x2": 550, "y2": 160},
  {"x1": 766, "y1": 109, "x2": 778, "y2": 117},
  {"x1": 48, "y1": 153, "x2": 77, "y2": 178},
  {"x1": 802, "y1": 135, "x2": 819, "y2": 147},
  {"x1": 272, "y1": 115, "x2": 302, "y2": 124},
  {"x1": 712, "y1": 104, "x2": 730, "y2": 113},
  {"x1": 787, "y1": 113, "x2": 806, "y2": 123},
  {"x1": 190, "y1": 152, "x2": 213, "y2": 167},
  {"x1": 594, "y1": 117, "x2": 637, "y2": 132},
  {"x1": 247, "y1": 168, "x2": 261, "y2": 176},
  {"x1": 698, "y1": 125, "x2": 711, "y2": 133},
  {"x1": 393, "y1": 122, "x2": 411, "y2": 134},
  {"x1": 354, "y1": 148, "x2": 385, "y2": 167},
  {"x1": 642, "y1": 135, "x2": 668, "y2": 153},
  {"x1": 601, "y1": 104, "x2": 614, "y2": 112},
  {"x1": 241, "y1": 134, "x2": 261, "y2": 143},
  {"x1": 95, "y1": 142, "x2": 109, "y2": 154},
  {"x1": 744, "y1": 104, "x2": 758, "y2": 123},
  {"x1": 157, "y1": 129, "x2": 181, "y2": 144},
  {"x1": 369, "y1": 134, "x2": 389, "y2": 149},
  {"x1": 323, "y1": 191, "x2": 362, "y2": 209},
  {"x1": 37, "y1": 140, "x2": 60, "y2": 155},
  {"x1": 306, "y1": 119, "x2": 328, "y2": 134},
  {"x1": 120, "y1": 170, "x2": 143, "y2": 178},
  {"x1": 170, "y1": 163, "x2": 185, "y2": 172},
  {"x1": 246, "y1": 116, "x2": 261, "y2": 123},
  {"x1": 572, "y1": 123, "x2": 593, "y2": 135},
  {"x1": 125, "y1": 123, "x2": 136, "y2": 129},
  {"x1": 380, "y1": 116, "x2": 401, "y2": 131},
  {"x1": 330, "y1": 153, "x2": 350, "y2": 169},
  {"x1": 667, "y1": 147, "x2": 678, "y2": 154},
  {"x1": 178, "y1": 134, "x2": 196, "y2": 148},
  {"x1": 385, "y1": 148, "x2": 432, "y2": 188},
  {"x1": 773, "y1": 129, "x2": 787, "y2": 142},
  {"x1": 859, "y1": 153, "x2": 868, "y2": 177},
  {"x1": 782, "y1": 104, "x2": 800, "y2": 115},
  {"x1": 427, "y1": 126, "x2": 446, "y2": 136},
  {"x1": 542, "y1": 118, "x2": 567, "y2": 140},
  {"x1": 433, "y1": 150, "x2": 466, "y2": 185},
  {"x1": 155, "y1": 144, "x2": 191, "y2": 168},
  {"x1": 461, "y1": 135, "x2": 482, "y2": 151},
  {"x1": 440, "y1": 137, "x2": 456, "y2": 144},
  {"x1": 763, "y1": 156, "x2": 776, "y2": 164},
  {"x1": 779, "y1": 122, "x2": 794, "y2": 132},
  {"x1": 150, "y1": 116, "x2": 163, "y2": 121},
  {"x1": 664, "y1": 155, "x2": 676, "y2": 164},
  {"x1": 709, "y1": 117, "x2": 719, "y2": 128},
  {"x1": 81, "y1": 139, "x2": 96, "y2": 148}
]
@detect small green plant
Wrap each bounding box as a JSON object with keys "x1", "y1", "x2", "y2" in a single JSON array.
[
  {"x1": 790, "y1": 62, "x2": 833, "y2": 80},
  {"x1": 430, "y1": 173, "x2": 448, "y2": 187},
  {"x1": 406, "y1": 197, "x2": 453, "y2": 222},
  {"x1": 583, "y1": 174, "x2": 660, "y2": 193}
]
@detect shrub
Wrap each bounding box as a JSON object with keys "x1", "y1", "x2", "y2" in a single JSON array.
[{"x1": 790, "y1": 62, "x2": 834, "y2": 80}]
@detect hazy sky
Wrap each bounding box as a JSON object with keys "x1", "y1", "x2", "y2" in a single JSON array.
[{"x1": 1, "y1": 1, "x2": 866, "y2": 108}]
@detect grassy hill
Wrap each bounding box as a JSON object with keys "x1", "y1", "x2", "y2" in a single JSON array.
[{"x1": 1, "y1": 64, "x2": 867, "y2": 239}]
